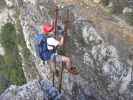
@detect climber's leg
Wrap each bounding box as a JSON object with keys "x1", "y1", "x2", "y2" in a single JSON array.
[{"x1": 55, "y1": 55, "x2": 79, "y2": 75}]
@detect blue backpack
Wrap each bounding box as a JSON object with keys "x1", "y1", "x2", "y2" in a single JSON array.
[{"x1": 34, "y1": 34, "x2": 55, "y2": 61}]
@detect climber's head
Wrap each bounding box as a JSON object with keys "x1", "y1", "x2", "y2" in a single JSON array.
[{"x1": 43, "y1": 23, "x2": 54, "y2": 35}]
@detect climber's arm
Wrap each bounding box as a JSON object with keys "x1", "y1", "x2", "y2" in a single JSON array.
[{"x1": 58, "y1": 36, "x2": 64, "y2": 46}]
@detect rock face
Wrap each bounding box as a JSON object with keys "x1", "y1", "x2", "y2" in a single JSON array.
[
  {"x1": 0, "y1": 0, "x2": 133, "y2": 100},
  {"x1": 0, "y1": 79, "x2": 97, "y2": 100},
  {"x1": 0, "y1": 80, "x2": 63, "y2": 100},
  {"x1": 93, "y1": 0, "x2": 101, "y2": 4},
  {"x1": 123, "y1": 7, "x2": 133, "y2": 14},
  {"x1": 0, "y1": 80, "x2": 44, "y2": 100}
]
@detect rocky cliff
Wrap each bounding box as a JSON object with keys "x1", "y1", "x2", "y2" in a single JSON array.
[{"x1": 0, "y1": 0, "x2": 133, "y2": 100}]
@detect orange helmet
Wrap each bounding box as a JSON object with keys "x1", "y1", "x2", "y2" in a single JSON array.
[{"x1": 43, "y1": 23, "x2": 54, "y2": 34}]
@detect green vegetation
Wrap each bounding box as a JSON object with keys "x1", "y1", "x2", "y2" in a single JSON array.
[
  {"x1": 102, "y1": 0, "x2": 109, "y2": 6},
  {"x1": 126, "y1": 13, "x2": 133, "y2": 25},
  {"x1": 102, "y1": 0, "x2": 128, "y2": 14},
  {"x1": 0, "y1": 23, "x2": 26, "y2": 93}
]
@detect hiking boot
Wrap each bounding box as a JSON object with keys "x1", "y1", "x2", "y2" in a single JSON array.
[{"x1": 67, "y1": 67, "x2": 79, "y2": 75}]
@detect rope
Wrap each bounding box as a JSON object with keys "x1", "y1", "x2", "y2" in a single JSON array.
[
  {"x1": 53, "y1": 5, "x2": 59, "y2": 87},
  {"x1": 59, "y1": 8, "x2": 70, "y2": 93}
]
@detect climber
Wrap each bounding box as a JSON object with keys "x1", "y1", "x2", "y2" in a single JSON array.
[{"x1": 33, "y1": 23, "x2": 78, "y2": 75}]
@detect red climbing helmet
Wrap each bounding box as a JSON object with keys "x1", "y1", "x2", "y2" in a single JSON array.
[{"x1": 43, "y1": 23, "x2": 54, "y2": 34}]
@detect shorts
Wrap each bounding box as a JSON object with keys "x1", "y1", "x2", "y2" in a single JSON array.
[{"x1": 50, "y1": 53, "x2": 63, "y2": 63}]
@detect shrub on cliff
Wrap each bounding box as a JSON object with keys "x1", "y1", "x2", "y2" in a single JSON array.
[{"x1": 0, "y1": 23, "x2": 26, "y2": 93}]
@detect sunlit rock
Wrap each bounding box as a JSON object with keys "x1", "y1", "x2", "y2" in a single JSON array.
[
  {"x1": 5, "y1": 0, "x2": 14, "y2": 7},
  {"x1": 0, "y1": 44, "x2": 5, "y2": 56},
  {"x1": 93, "y1": 0, "x2": 101, "y2": 4},
  {"x1": 123, "y1": 7, "x2": 133, "y2": 14}
]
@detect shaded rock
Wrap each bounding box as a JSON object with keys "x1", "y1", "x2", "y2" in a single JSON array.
[{"x1": 0, "y1": 79, "x2": 95, "y2": 100}]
